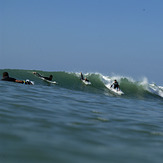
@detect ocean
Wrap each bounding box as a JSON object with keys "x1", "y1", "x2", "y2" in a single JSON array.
[{"x1": 0, "y1": 69, "x2": 163, "y2": 163}]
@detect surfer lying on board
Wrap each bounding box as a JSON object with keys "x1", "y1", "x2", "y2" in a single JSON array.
[
  {"x1": 33, "y1": 72, "x2": 53, "y2": 81},
  {"x1": 80, "y1": 72, "x2": 90, "y2": 82},
  {"x1": 1, "y1": 72, "x2": 32, "y2": 84},
  {"x1": 111, "y1": 80, "x2": 120, "y2": 91}
]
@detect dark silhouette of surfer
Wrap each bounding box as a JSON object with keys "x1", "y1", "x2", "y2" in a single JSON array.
[
  {"x1": 33, "y1": 72, "x2": 53, "y2": 81},
  {"x1": 80, "y1": 72, "x2": 89, "y2": 82},
  {"x1": 111, "y1": 80, "x2": 120, "y2": 91},
  {"x1": 1, "y1": 72, "x2": 33, "y2": 84}
]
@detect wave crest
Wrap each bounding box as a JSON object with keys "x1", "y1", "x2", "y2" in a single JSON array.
[{"x1": 0, "y1": 69, "x2": 162, "y2": 98}]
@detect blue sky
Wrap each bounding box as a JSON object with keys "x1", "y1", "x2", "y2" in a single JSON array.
[{"x1": 0, "y1": 0, "x2": 163, "y2": 84}]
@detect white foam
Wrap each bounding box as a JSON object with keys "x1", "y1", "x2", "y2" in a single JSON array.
[
  {"x1": 149, "y1": 84, "x2": 163, "y2": 98},
  {"x1": 158, "y1": 86, "x2": 163, "y2": 90},
  {"x1": 73, "y1": 72, "x2": 163, "y2": 98},
  {"x1": 139, "y1": 77, "x2": 149, "y2": 90}
]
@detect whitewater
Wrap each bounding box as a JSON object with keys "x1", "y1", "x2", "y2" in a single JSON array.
[{"x1": 0, "y1": 69, "x2": 163, "y2": 163}]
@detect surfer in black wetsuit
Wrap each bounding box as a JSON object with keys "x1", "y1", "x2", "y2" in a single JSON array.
[
  {"x1": 80, "y1": 72, "x2": 84, "y2": 80},
  {"x1": 80, "y1": 72, "x2": 90, "y2": 82},
  {"x1": 1, "y1": 72, "x2": 32, "y2": 84},
  {"x1": 84, "y1": 78, "x2": 89, "y2": 82},
  {"x1": 111, "y1": 80, "x2": 120, "y2": 90},
  {"x1": 33, "y1": 72, "x2": 53, "y2": 81}
]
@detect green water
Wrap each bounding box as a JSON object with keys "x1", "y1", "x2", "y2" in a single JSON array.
[{"x1": 0, "y1": 69, "x2": 163, "y2": 163}]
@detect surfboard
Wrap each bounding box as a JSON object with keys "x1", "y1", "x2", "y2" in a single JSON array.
[
  {"x1": 40, "y1": 77, "x2": 57, "y2": 84},
  {"x1": 81, "y1": 79, "x2": 91, "y2": 85},
  {"x1": 106, "y1": 84, "x2": 124, "y2": 95},
  {"x1": 33, "y1": 72, "x2": 56, "y2": 84},
  {"x1": 109, "y1": 87, "x2": 124, "y2": 95}
]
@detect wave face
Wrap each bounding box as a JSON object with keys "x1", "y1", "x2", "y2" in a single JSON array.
[{"x1": 0, "y1": 69, "x2": 163, "y2": 99}]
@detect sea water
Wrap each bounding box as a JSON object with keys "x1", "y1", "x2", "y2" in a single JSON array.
[{"x1": 0, "y1": 69, "x2": 163, "y2": 163}]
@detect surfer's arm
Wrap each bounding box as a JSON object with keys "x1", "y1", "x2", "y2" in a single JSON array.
[
  {"x1": 15, "y1": 80, "x2": 28, "y2": 84},
  {"x1": 33, "y1": 72, "x2": 43, "y2": 78},
  {"x1": 15, "y1": 80, "x2": 32, "y2": 85},
  {"x1": 15, "y1": 80, "x2": 25, "y2": 84}
]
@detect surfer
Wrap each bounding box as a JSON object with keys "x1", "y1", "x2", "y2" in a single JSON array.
[
  {"x1": 80, "y1": 72, "x2": 90, "y2": 82},
  {"x1": 80, "y1": 72, "x2": 84, "y2": 80},
  {"x1": 1, "y1": 72, "x2": 32, "y2": 84},
  {"x1": 111, "y1": 80, "x2": 120, "y2": 91},
  {"x1": 84, "y1": 78, "x2": 89, "y2": 82},
  {"x1": 33, "y1": 72, "x2": 53, "y2": 81}
]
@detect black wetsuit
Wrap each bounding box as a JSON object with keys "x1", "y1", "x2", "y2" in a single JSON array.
[
  {"x1": 111, "y1": 81, "x2": 119, "y2": 89},
  {"x1": 43, "y1": 76, "x2": 52, "y2": 80},
  {"x1": 1, "y1": 76, "x2": 33, "y2": 85},
  {"x1": 1, "y1": 77, "x2": 16, "y2": 82},
  {"x1": 80, "y1": 73, "x2": 84, "y2": 80},
  {"x1": 36, "y1": 73, "x2": 52, "y2": 81}
]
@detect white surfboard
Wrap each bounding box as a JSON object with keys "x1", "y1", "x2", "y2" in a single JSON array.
[
  {"x1": 33, "y1": 72, "x2": 56, "y2": 84},
  {"x1": 40, "y1": 77, "x2": 57, "y2": 84},
  {"x1": 81, "y1": 79, "x2": 91, "y2": 85},
  {"x1": 109, "y1": 87, "x2": 124, "y2": 95},
  {"x1": 106, "y1": 84, "x2": 124, "y2": 95}
]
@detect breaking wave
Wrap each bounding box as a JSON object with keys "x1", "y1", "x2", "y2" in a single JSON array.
[{"x1": 0, "y1": 69, "x2": 162, "y2": 99}]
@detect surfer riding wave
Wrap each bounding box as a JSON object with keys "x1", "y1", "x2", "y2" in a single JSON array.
[
  {"x1": 80, "y1": 72, "x2": 89, "y2": 82},
  {"x1": 110, "y1": 80, "x2": 120, "y2": 91}
]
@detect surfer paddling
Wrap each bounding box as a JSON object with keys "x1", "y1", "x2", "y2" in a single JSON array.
[
  {"x1": 111, "y1": 80, "x2": 120, "y2": 91},
  {"x1": 1, "y1": 72, "x2": 33, "y2": 85},
  {"x1": 33, "y1": 72, "x2": 53, "y2": 81},
  {"x1": 80, "y1": 72, "x2": 90, "y2": 82}
]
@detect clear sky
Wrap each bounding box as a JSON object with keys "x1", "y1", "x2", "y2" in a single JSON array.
[{"x1": 0, "y1": 0, "x2": 163, "y2": 84}]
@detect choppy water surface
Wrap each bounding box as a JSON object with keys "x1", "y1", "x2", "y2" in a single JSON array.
[{"x1": 0, "y1": 69, "x2": 163, "y2": 163}]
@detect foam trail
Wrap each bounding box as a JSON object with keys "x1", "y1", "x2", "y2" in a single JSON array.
[{"x1": 149, "y1": 84, "x2": 163, "y2": 98}]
